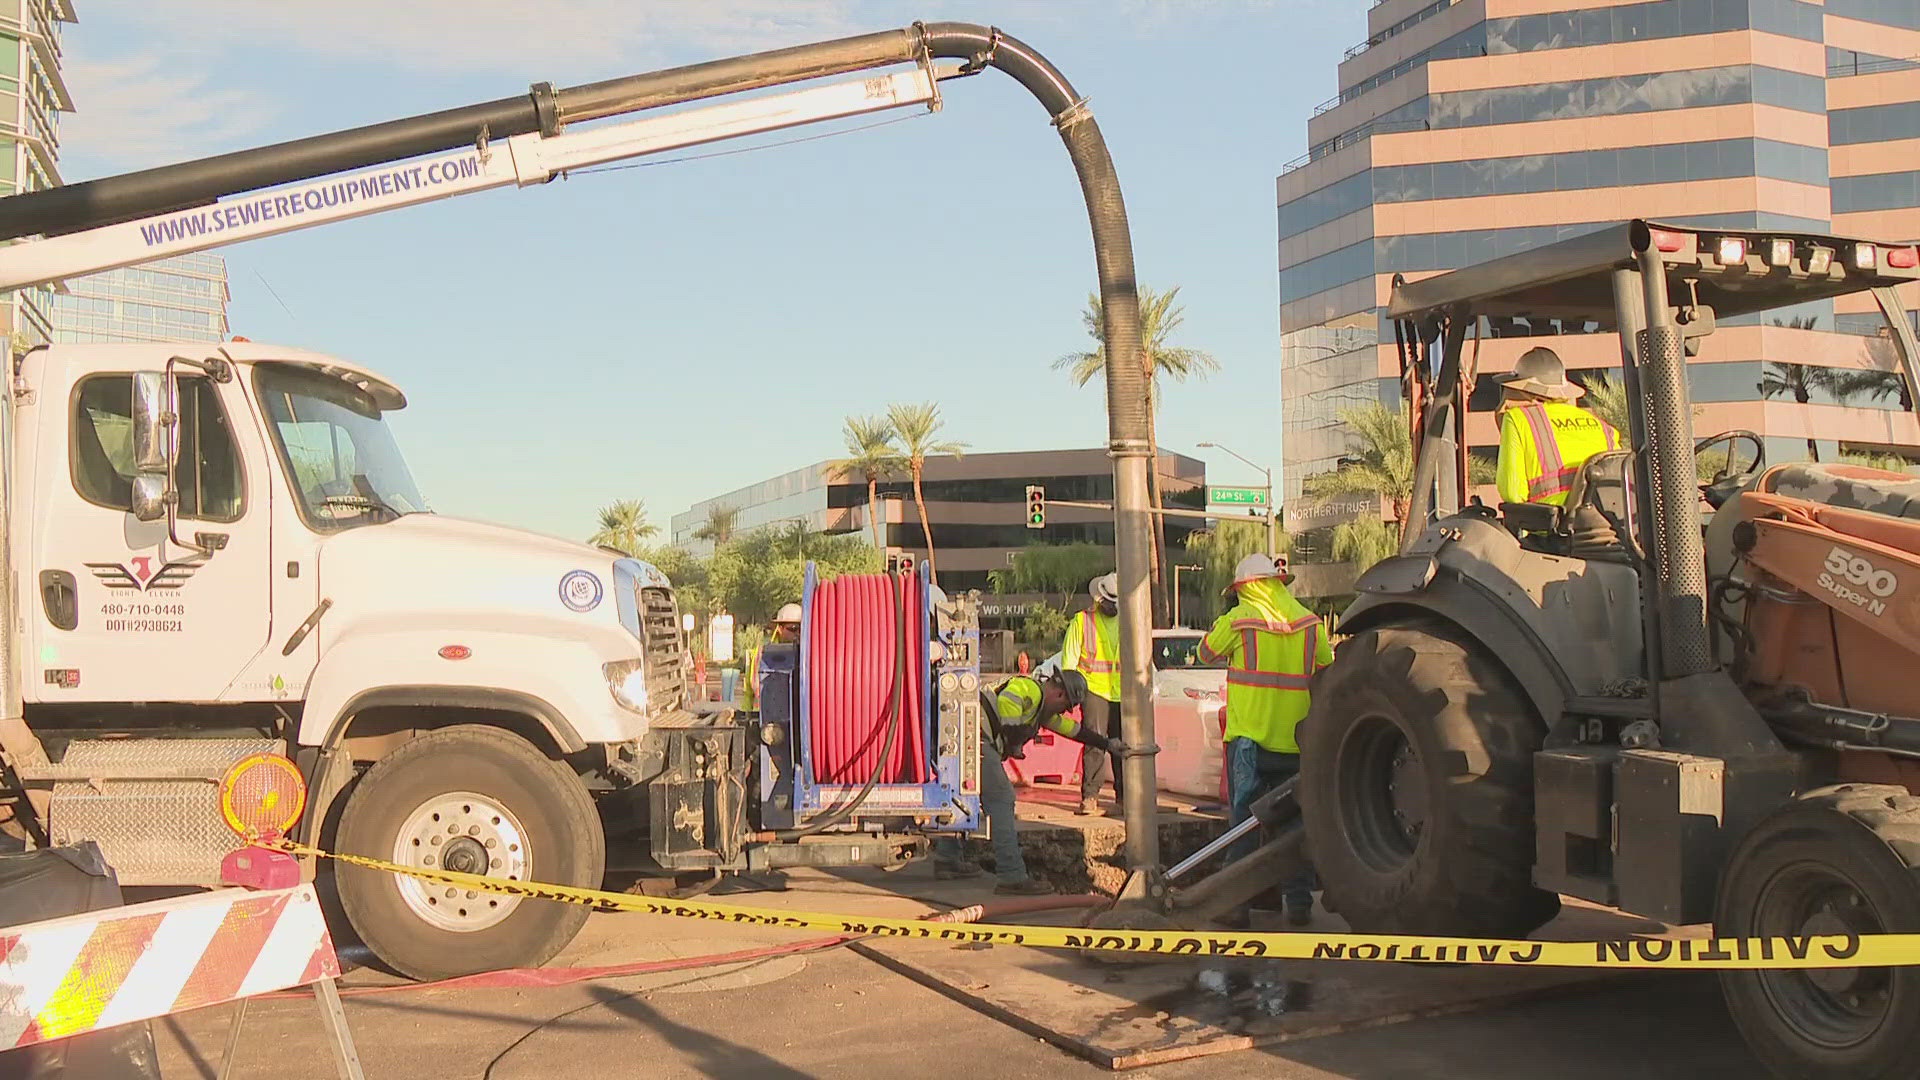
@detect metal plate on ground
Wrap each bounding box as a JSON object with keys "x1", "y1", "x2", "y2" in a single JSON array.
[{"x1": 855, "y1": 901, "x2": 1662, "y2": 1070}]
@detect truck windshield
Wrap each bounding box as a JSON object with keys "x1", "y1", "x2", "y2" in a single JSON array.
[{"x1": 254, "y1": 364, "x2": 428, "y2": 530}]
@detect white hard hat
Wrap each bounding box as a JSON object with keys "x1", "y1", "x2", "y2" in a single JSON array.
[
  {"x1": 1089, "y1": 573, "x2": 1119, "y2": 605},
  {"x1": 774, "y1": 603, "x2": 803, "y2": 625},
  {"x1": 1224, "y1": 553, "x2": 1292, "y2": 596}
]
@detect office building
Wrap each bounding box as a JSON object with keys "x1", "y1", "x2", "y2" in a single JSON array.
[
  {"x1": 0, "y1": 0, "x2": 74, "y2": 347},
  {"x1": 52, "y1": 253, "x2": 232, "y2": 343},
  {"x1": 1279, "y1": 0, "x2": 1920, "y2": 598},
  {"x1": 671, "y1": 448, "x2": 1208, "y2": 627}
]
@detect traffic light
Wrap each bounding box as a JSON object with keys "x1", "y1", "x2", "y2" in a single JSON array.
[
  {"x1": 888, "y1": 553, "x2": 915, "y2": 575},
  {"x1": 1025, "y1": 485, "x2": 1046, "y2": 529}
]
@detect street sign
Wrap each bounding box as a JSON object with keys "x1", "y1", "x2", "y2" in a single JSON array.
[{"x1": 1207, "y1": 486, "x2": 1269, "y2": 507}]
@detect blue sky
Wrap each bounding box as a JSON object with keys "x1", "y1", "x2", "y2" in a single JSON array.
[{"x1": 60, "y1": 1, "x2": 1365, "y2": 542}]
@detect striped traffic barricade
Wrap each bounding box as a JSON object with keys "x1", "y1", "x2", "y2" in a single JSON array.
[{"x1": 0, "y1": 876, "x2": 363, "y2": 1079}]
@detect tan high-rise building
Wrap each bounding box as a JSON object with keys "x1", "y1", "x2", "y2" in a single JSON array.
[{"x1": 1280, "y1": 0, "x2": 1920, "y2": 598}]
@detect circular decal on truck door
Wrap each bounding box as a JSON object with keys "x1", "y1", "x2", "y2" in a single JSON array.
[{"x1": 559, "y1": 570, "x2": 603, "y2": 612}]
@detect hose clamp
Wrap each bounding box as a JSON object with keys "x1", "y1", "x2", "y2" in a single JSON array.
[
  {"x1": 958, "y1": 26, "x2": 1003, "y2": 76},
  {"x1": 1053, "y1": 97, "x2": 1094, "y2": 130},
  {"x1": 913, "y1": 27, "x2": 943, "y2": 114},
  {"x1": 529, "y1": 81, "x2": 561, "y2": 137}
]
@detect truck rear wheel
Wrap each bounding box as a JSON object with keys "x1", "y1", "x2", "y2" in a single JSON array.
[
  {"x1": 1717, "y1": 785, "x2": 1920, "y2": 1080},
  {"x1": 1298, "y1": 626, "x2": 1558, "y2": 937},
  {"x1": 334, "y1": 724, "x2": 603, "y2": 981}
]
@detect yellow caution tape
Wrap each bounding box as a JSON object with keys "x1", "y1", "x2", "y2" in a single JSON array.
[{"x1": 274, "y1": 840, "x2": 1920, "y2": 970}]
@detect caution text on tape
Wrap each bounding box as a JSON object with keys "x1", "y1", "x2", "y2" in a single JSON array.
[{"x1": 274, "y1": 841, "x2": 1918, "y2": 970}]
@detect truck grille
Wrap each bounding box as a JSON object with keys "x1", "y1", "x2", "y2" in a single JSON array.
[{"x1": 639, "y1": 586, "x2": 688, "y2": 713}]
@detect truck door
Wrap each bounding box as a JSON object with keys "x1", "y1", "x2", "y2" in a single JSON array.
[{"x1": 29, "y1": 370, "x2": 272, "y2": 702}]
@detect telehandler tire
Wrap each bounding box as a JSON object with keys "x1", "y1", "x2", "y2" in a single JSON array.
[
  {"x1": 1298, "y1": 626, "x2": 1559, "y2": 937},
  {"x1": 1717, "y1": 784, "x2": 1920, "y2": 1080},
  {"x1": 334, "y1": 724, "x2": 604, "y2": 981}
]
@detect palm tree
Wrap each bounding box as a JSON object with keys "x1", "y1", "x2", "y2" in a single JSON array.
[
  {"x1": 1832, "y1": 368, "x2": 1913, "y2": 413},
  {"x1": 1056, "y1": 285, "x2": 1219, "y2": 625},
  {"x1": 1759, "y1": 362, "x2": 1841, "y2": 461},
  {"x1": 830, "y1": 415, "x2": 905, "y2": 554},
  {"x1": 693, "y1": 503, "x2": 741, "y2": 547},
  {"x1": 1302, "y1": 402, "x2": 1495, "y2": 548},
  {"x1": 1582, "y1": 372, "x2": 1631, "y2": 435},
  {"x1": 886, "y1": 401, "x2": 967, "y2": 586},
  {"x1": 589, "y1": 499, "x2": 657, "y2": 556},
  {"x1": 1302, "y1": 403, "x2": 1416, "y2": 528}
]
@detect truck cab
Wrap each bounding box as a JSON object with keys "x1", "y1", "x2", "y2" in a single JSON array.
[
  {"x1": 22, "y1": 341, "x2": 681, "y2": 734},
  {"x1": 10, "y1": 340, "x2": 692, "y2": 980}
]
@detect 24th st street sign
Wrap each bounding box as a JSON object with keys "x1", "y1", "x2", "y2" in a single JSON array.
[{"x1": 1207, "y1": 486, "x2": 1269, "y2": 507}]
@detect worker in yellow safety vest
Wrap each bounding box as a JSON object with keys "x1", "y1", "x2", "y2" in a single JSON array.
[
  {"x1": 739, "y1": 602, "x2": 802, "y2": 712},
  {"x1": 1198, "y1": 553, "x2": 1331, "y2": 928},
  {"x1": 1063, "y1": 572, "x2": 1123, "y2": 816},
  {"x1": 1493, "y1": 346, "x2": 1619, "y2": 508},
  {"x1": 933, "y1": 670, "x2": 1122, "y2": 895}
]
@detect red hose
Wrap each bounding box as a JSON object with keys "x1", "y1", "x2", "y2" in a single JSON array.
[
  {"x1": 807, "y1": 570, "x2": 929, "y2": 785},
  {"x1": 267, "y1": 893, "x2": 1104, "y2": 997}
]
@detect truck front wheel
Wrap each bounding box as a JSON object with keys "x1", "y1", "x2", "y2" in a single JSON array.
[
  {"x1": 334, "y1": 724, "x2": 604, "y2": 981},
  {"x1": 1298, "y1": 626, "x2": 1559, "y2": 938}
]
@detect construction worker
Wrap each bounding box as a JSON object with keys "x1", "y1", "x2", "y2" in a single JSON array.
[
  {"x1": 934, "y1": 669, "x2": 1122, "y2": 895},
  {"x1": 1198, "y1": 553, "x2": 1331, "y2": 927},
  {"x1": 1064, "y1": 572, "x2": 1123, "y2": 815},
  {"x1": 1493, "y1": 346, "x2": 1618, "y2": 508},
  {"x1": 739, "y1": 602, "x2": 802, "y2": 712}
]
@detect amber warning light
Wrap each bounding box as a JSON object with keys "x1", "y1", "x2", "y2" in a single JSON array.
[{"x1": 219, "y1": 753, "x2": 307, "y2": 840}]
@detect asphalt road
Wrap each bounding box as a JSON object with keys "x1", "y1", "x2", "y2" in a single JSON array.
[{"x1": 152, "y1": 877, "x2": 1766, "y2": 1080}]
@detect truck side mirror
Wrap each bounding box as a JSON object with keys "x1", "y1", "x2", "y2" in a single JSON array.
[
  {"x1": 131, "y1": 474, "x2": 167, "y2": 522},
  {"x1": 131, "y1": 371, "x2": 169, "y2": 474}
]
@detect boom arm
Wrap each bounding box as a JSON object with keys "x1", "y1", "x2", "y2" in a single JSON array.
[{"x1": 0, "y1": 64, "x2": 954, "y2": 292}]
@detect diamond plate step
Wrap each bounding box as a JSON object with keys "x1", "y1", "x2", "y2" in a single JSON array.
[
  {"x1": 15, "y1": 737, "x2": 280, "y2": 781},
  {"x1": 49, "y1": 780, "x2": 242, "y2": 885}
]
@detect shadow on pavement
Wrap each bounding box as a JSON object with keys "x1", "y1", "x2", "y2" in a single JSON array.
[
  {"x1": 582, "y1": 985, "x2": 817, "y2": 1080},
  {"x1": 1232, "y1": 973, "x2": 1759, "y2": 1080}
]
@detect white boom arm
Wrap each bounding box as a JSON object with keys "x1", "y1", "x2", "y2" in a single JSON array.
[{"x1": 0, "y1": 65, "x2": 950, "y2": 293}]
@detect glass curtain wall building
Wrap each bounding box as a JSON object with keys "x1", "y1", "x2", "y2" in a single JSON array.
[
  {"x1": 52, "y1": 253, "x2": 232, "y2": 343},
  {"x1": 0, "y1": 0, "x2": 73, "y2": 347},
  {"x1": 1280, "y1": 0, "x2": 1920, "y2": 599}
]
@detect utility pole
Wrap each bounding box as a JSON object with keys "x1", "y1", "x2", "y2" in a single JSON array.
[{"x1": 1197, "y1": 441, "x2": 1278, "y2": 556}]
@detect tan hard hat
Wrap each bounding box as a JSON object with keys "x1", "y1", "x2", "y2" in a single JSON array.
[
  {"x1": 1089, "y1": 573, "x2": 1119, "y2": 605},
  {"x1": 774, "y1": 603, "x2": 802, "y2": 625},
  {"x1": 1493, "y1": 346, "x2": 1584, "y2": 401}
]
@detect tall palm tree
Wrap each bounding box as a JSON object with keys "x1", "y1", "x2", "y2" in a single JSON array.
[
  {"x1": 693, "y1": 503, "x2": 741, "y2": 547},
  {"x1": 886, "y1": 401, "x2": 967, "y2": 585},
  {"x1": 830, "y1": 415, "x2": 905, "y2": 554},
  {"x1": 1056, "y1": 285, "x2": 1219, "y2": 625},
  {"x1": 1302, "y1": 402, "x2": 1494, "y2": 547},
  {"x1": 588, "y1": 499, "x2": 657, "y2": 556},
  {"x1": 1303, "y1": 403, "x2": 1416, "y2": 529}
]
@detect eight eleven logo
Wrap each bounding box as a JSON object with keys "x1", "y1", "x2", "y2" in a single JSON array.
[{"x1": 84, "y1": 555, "x2": 200, "y2": 592}]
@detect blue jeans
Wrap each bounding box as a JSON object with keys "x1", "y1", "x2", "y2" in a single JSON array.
[
  {"x1": 935, "y1": 739, "x2": 1028, "y2": 884},
  {"x1": 1227, "y1": 736, "x2": 1315, "y2": 909}
]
